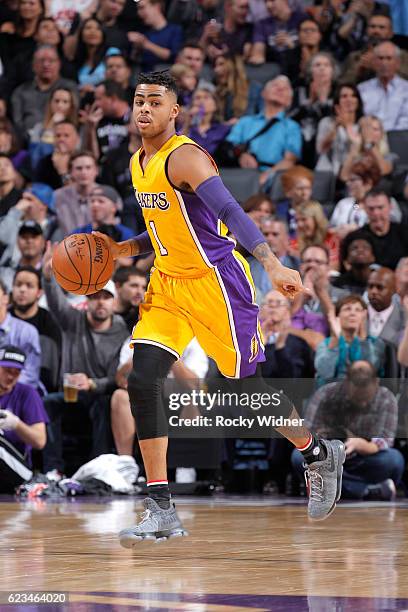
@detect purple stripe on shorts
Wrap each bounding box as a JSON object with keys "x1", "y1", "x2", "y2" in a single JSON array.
[{"x1": 217, "y1": 256, "x2": 265, "y2": 378}]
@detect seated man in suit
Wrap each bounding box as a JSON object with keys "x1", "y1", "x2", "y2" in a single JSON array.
[{"x1": 367, "y1": 267, "x2": 406, "y2": 348}]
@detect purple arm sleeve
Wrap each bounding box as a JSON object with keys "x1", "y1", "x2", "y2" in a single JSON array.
[
  {"x1": 134, "y1": 230, "x2": 153, "y2": 254},
  {"x1": 195, "y1": 176, "x2": 266, "y2": 254}
]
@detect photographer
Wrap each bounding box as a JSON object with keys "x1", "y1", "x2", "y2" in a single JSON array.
[
  {"x1": 0, "y1": 346, "x2": 48, "y2": 493},
  {"x1": 225, "y1": 77, "x2": 301, "y2": 185}
]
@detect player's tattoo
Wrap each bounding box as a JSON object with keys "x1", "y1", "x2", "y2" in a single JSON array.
[{"x1": 252, "y1": 242, "x2": 279, "y2": 268}]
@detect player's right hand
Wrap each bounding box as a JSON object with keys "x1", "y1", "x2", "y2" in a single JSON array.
[{"x1": 92, "y1": 231, "x2": 121, "y2": 260}]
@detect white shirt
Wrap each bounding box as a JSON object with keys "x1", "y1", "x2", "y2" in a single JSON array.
[
  {"x1": 330, "y1": 196, "x2": 402, "y2": 227},
  {"x1": 368, "y1": 302, "x2": 395, "y2": 337},
  {"x1": 358, "y1": 76, "x2": 408, "y2": 131}
]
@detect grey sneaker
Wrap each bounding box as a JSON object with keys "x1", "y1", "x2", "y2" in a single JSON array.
[
  {"x1": 304, "y1": 439, "x2": 345, "y2": 521},
  {"x1": 119, "y1": 498, "x2": 188, "y2": 547}
]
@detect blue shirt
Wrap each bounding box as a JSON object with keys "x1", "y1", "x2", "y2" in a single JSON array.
[
  {"x1": 1, "y1": 382, "x2": 48, "y2": 465},
  {"x1": 0, "y1": 313, "x2": 41, "y2": 389},
  {"x1": 226, "y1": 111, "x2": 302, "y2": 170},
  {"x1": 142, "y1": 23, "x2": 183, "y2": 72},
  {"x1": 78, "y1": 61, "x2": 106, "y2": 87},
  {"x1": 74, "y1": 223, "x2": 134, "y2": 241}
]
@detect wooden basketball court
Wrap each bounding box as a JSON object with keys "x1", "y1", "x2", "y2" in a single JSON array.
[{"x1": 1, "y1": 495, "x2": 408, "y2": 610}]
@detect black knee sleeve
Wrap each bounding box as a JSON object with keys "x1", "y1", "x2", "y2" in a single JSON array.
[{"x1": 127, "y1": 344, "x2": 176, "y2": 440}]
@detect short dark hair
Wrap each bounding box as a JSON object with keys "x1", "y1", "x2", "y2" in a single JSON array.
[
  {"x1": 334, "y1": 83, "x2": 364, "y2": 120},
  {"x1": 13, "y1": 266, "x2": 42, "y2": 289},
  {"x1": 113, "y1": 266, "x2": 147, "y2": 286},
  {"x1": 364, "y1": 186, "x2": 391, "y2": 201},
  {"x1": 54, "y1": 119, "x2": 78, "y2": 131},
  {"x1": 335, "y1": 294, "x2": 367, "y2": 316},
  {"x1": 136, "y1": 70, "x2": 179, "y2": 97},
  {"x1": 99, "y1": 79, "x2": 128, "y2": 102}
]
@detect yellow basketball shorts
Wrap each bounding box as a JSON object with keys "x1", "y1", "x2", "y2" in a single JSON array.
[{"x1": 131, "y1": 255, "x2": 265, "y2": 378}]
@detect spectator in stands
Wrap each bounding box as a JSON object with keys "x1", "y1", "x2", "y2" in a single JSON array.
[
  {"x1": 0, "y1": 155, "x2": 22, "y2": 217},
  {"x1": 242, "y1": 193, "x2": 275, "y2": 227},
  {"x1": 41, "y1": 248, "x2": 129, "y2": 475},
  {"x1": 347, "y1": 188, "x2": 408, "y2": 270},
  {"x1": 113, "y1": 266, "x2": 147, "y2": 333},
  {"x1": 339, "y1": 116, "x2": 394, "y2": 185},
  {"x1": 128, "y1": 0, "x2": 183, "y2": 72},
  {"x1": 333, "y1": 235, "x2": 376, "y2": 296},
  {"x1": 54, "y1": 150, "x2": 98, "y2": 236},
  {"x1": 0, "y1": 119, "x2": 30, "y2": 185},
  {"x1": 293, "y1": 200, "x2": 340, "y2": 269},
  {"x1": 81, "y1": 79, "x2": 130, "y2": 162},
  {"x1": 226, "y1": 76, "x2": 301, "y2": 182},
  {"x1": 367, "y1": 267, "x2": 405, "y2": 348},
  {"x1": 167, "y1": 0, "x2": 222, "y2": 41},
  {"x1": 170, "y1": 63, "x2": 198, "y2": 108},
  {"x1": 182, "y1": 86, "x2": 230, "y2": 156},
  {"x1": 277, "y1": 165, "x2": 313, "y2": 237},
  {"x1": 213, "y1": 53, "x2": 263, "y2": 122},
  {"x1": 0, "y1": 279, "x2": 41, "y2": 388},
  {"x1": 28, "y1": 87, "x2": 78, "y2": 169},
  {"x1": 200, "y1": 0, "x2": 253, "y2": 62},
  {"x1": 291, "y1": 244, "x2": 347, "y2": 339},
  {"x1": 105, "y1": 51, "x2": 134, "y2": 106},
  {"x1": 341, "y1": 13, "x2": 408, "y2": 84},
  {"x1": 63, "y1": 0, "x2": 128, "y2": 60},
  {"x1": 292, "y1": 360, "x2": 404, "y2": 500},
  {"x1": 35, "y1": 120, "x2": 80, "y2": 189},
  {"x1": 291, "y1": 51, "x2": 337, "y2": 168},
  {"x1": 315, "y1": 294, "x2": 385, "y2": 387},
  {"x1": 261, "y1": 216, "x2": 299, "y2": 270},
  {"x1": 74, "y1": 17, "x2": 107, "y2": 91},
  {"x1": 259, "y1": 289, "x2": 314, "y2": 378},
  {"x1": 17, "y1": 184, "x2": 60, "y2": 240},
  {"x1": 316, "y1": 83, "x2": 364, "y2": 176},
  {"x1": 281, "y1": 17, "x2": 323, "y2": 84},
  {"x1": 73, "y1": 185, "x2": 131, "y2": 241},
  {"x1": 330, "y1": 157, "x2": 382, "y2": 239},
  {"x1": 10, "y1": 266, "x2": 61, "y2": 393},
  {"x1": 176, "y1": 43, "x2": 206, "y2": 79},
  {"x1": 249, "y1": 0, "x2": 307, "y2": 65},
  {"x1": 0, "y1": 0, "x2": 44, "y2": 63},
  {"x1": 395, "y1": 257, "x2": 408, "y2": 299},
  {"x1": 358, "y1": 41, "x2": 408, "y2": 131},
  {"x1": 0, "y1": 346, "x2": 48, "y2": 492},
  {"x1": 11, "y1": 44, "x2": 78, "y2": 135},
  {"x1": 100, "y1": 116, "x2": 143, "y2": 234}
]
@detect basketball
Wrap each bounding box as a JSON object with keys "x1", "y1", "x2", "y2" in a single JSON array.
[{"x1": 52, "y1": 233, "x2": 114, "y2": 295}]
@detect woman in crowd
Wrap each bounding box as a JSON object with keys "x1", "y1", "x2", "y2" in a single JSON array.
[
  {"x1": 277, "y1": 165, "x2": 313, "y2": 237},
  {"x1": 28, "y1": 88, "x2": 78, "y2": 168},
  {"x1": 291, "y1": 51, "x2": 337, "y2": 168},
  {"x1": 74, "y1": 17, "x2": 107, "y2": 90},
  {"x1": 0, "y1": 119, "x2": 29, "y2": 185},
  {"x1": 242, "y1": 193, "x2": 275, "y2": 227},
  {"x1": 0, "y1": 0, "x2": 44, "y2": 41},
  {"x1": 292, "y1": 200, "x2": 339, "y2": 269},
  {"x1": 170, "y1": 63, "x2": 197, "y2": 108},
  {"x1": 213, "y1": 53, "x2": 262, "y2": 123},
  {"x1": 340, "y1": 115, "x2": 395, "y2": 182},
  {"x1": 182, "y1": 86, "x2": 230, "y2": 157},
  {"x1": 331, "y1": 156, "x2": 401, "y2": 239},
  {"x1": 315, "y1": 294, "x2": 385, "y2": 387},
  {"x1": 315, "y1": 83, "x2": 364, "y2": 176}
]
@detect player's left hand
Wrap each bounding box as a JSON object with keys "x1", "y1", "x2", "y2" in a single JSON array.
[{"x1": 268, "y1": 264, "x2": 310, "y2": 300}]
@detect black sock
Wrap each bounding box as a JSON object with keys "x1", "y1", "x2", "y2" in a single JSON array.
[
  {"x1": 147, "y1": 481, "x2": 171, "y2": 509},
  {"x1": 299, "y1": 433, "x2": 327, "y2": 465}
]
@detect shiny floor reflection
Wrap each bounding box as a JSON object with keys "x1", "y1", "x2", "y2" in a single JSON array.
[{"x1": 0, "y1": 496, "x2": 407, "y2": 611}]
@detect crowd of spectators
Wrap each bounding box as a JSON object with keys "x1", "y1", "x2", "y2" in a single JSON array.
[{"x1": 1, "y1": 0, "x2": 408, "y2": 500}]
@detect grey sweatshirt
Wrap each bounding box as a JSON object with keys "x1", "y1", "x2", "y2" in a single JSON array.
[{"x1": 44, "y1": 276, "x2": 129, "y2": 394}]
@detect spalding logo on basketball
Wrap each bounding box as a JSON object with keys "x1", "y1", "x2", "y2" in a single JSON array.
[{"x1": 52, "y1": 233, "x2": 114, "y2": 295}]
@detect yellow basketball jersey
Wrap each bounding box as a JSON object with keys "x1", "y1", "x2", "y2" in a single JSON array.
[{"x1": 130, "y1": 134, "x2": 235, "y2": 277}]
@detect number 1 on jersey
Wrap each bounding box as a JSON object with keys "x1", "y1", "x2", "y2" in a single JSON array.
[{"x1": 149, "y1": 220, "x2": 168, "y2": 256}]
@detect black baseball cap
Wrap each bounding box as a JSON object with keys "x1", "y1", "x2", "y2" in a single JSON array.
[
  {"x1": 18, "y1": 221, "x2": 43, "y2": 236},
  {"x1": 0, "y1": 345, "x2": 26, "y2": 370}
]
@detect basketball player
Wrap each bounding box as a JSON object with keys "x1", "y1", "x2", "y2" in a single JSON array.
[{"x1": 95, "y1": 72, "x2": 345, "y2": 547}]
